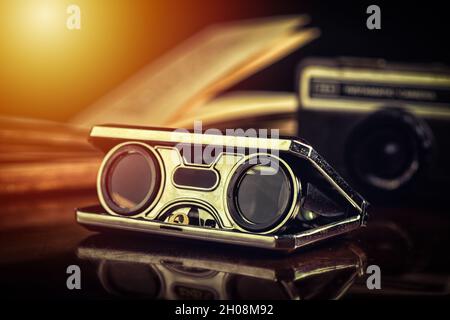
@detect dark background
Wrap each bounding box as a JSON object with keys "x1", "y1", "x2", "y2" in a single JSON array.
[{"x1": 228, "y1": 0, "x2": 450, "y2": 91}]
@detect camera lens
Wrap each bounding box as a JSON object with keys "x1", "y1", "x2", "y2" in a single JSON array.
[
  {"x1": 227, "y1": 155, "x2": 295, "y2": 232},
  {"x1": 100, "y1": 144, "x2": 162, "y2": 215},
  {"x1": 359, "y1": 129, "x2": 415, "y2": 180},
  {"x1": 346, "y1": 108, "x2": 433, "y2": 192}
]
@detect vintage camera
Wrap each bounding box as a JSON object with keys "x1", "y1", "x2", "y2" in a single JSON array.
[
  {"x1": 76, "y1": 124, "x2": 368, "y2": 252},
  {"x1": 298, "y1": 57, "x2": 450, "y2": 203}
]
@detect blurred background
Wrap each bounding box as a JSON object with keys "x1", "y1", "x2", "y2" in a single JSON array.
[
  {"x1": 1, "y1": 0, "x2": 449, "y2": 198},
  {"x1": 1, "y1": 0, "x2": 448, "y2": 121}
]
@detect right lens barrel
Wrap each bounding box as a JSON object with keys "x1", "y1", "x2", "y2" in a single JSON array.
[
  {"x1": 345, "y1": 108, "x2": 434, "y2": 194},
  {"x1": 226, "y1": 155, "x2": 296, "y2": 233}
]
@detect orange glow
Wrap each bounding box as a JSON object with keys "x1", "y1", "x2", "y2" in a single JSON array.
[
  {"x1": 0, "y1": 0, "x2": 247, "y2": 121},
  {"x1": 0, "y1": 0, "x2": 178, "y2": 121}
]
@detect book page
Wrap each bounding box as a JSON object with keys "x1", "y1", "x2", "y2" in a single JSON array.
[
  {"x1": 71, "y1": 16, "x2": 318, "y2": 127},
  {"x1": 169, "y1": 91, "x2": 297, "y2": 128}
]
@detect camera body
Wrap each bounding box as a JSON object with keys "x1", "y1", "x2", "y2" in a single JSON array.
[
  {"x1": 297, "y1": 57, "x2": 450, "y2": 203},
  {"x1": 76, "y1": 124, "x2": 368, "y2": 252}
]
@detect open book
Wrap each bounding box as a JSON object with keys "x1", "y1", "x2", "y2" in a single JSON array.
[
  {"x1": 72, "y1": 15, "x2": 319, "y2": 130},
  {"x1": 170, "y1": 91, "x2": 298, "y2": 135},
  {"x1": 0, "y1": 116, "x2": 101, "y2": 195}
]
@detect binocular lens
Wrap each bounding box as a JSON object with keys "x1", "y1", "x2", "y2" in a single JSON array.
[
  {"x1": 228, "y1": 156, "x2": 294, "y2": 232},
  {"x1": 237, "y1": 164, "x2": 291, "y2": 224},
  {"x1": 109, "y1": 153, "x2": 152, "y2": 209},
  {"x1": 101, "y1": 144, "x2": 161, "y2": 215}
]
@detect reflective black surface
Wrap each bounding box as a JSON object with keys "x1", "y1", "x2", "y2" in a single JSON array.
[
  {"x1": 0, "y1": 192, "x2": 449, "y2": 299},
  {"x1": 77, "y1": 233, "x2": 366, "y2": 299}
]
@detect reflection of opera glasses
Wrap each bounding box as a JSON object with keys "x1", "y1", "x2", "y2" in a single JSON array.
[
  {"x1": 76, "y1": 125, "x2": 369, "y2": 251},
  {"x1": 77, "y1": 235, "x2": 367, "y2": 300}
]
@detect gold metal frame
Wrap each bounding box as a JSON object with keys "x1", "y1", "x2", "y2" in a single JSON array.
[{"x1": 76, "y1": 125, "x2": 369, "y2": 252}]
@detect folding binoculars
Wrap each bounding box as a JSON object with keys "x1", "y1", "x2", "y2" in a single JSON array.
[{"x1": 76, "y1": 124, "x2": 369, "y2": 252}]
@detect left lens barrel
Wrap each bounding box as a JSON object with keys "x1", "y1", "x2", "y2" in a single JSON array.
[{"x1": 98, "y1": 143, "x2": 162, "y2": 216}]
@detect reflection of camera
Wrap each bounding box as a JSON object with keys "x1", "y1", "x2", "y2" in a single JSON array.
[
  {"x1": 76, "y1": 125, "x2": 368, "y2": 252},
  {"x1": 298, "y1": 57, "x2": 450, "y2": 202},
  {"x1": 77, "y1": 235, "x2": 366, "y2": 300}
]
